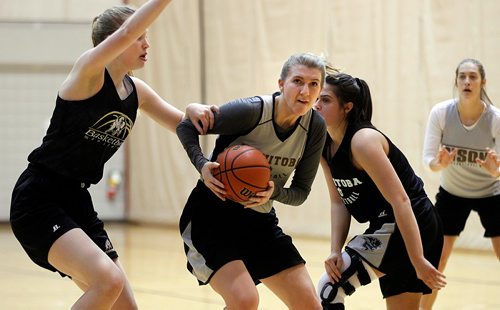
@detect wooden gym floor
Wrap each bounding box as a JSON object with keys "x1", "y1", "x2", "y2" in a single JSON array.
[{"x1": 0, "y1": 223, "x2": 498, "y2": 309}]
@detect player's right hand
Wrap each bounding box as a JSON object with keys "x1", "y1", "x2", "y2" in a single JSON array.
[{"x1": 201, "y1": 161, "x2": 226, "y2": 200}]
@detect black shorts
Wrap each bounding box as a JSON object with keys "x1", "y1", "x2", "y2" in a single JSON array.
[
  {"x1": 10, "y1": 165, "x2": 118, "y2": 276},
  {"x1": 379, "y1": 201, "x2": 442, "y2": 298},
  {"x1": 179, "y1": 180, "x2": 305, "y2": 285},
  {"x1": 435, "y1": 187, "x2": 500, "y2": 237},
  {"x1": 347, "y1": 198, "x2": 443, "y2": 298}
]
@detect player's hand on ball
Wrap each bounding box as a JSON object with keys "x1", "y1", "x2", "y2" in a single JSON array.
[
  {"x1": 242, "y1": 181, "x2": 274, "y2": 209},
  {"x1": 201, "y1": 161, "x2": 226, "y2": 200}
]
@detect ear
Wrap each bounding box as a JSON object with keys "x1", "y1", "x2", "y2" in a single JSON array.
[
  {"x1": 344, "y1": 101, "x2": 354, "y2": 113},
  {"x1": 278, "y1": 79, "x2": 284, "y2": 93}
]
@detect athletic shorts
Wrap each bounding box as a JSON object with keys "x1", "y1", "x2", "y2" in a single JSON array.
[
  {"x1": 10, "y1": 164, "x2": 118, "y2": 276},
  {"x1": 179, "y1": 180, "x2": 305, "y2": 285},
  {"x1": 435, "y1": 186, "x2": 500, "y2": 237},
  {"x1": 346, "y1": 198, "x2": 443, "y2": 298}
]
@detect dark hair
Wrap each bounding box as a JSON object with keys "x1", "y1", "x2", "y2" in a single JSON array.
[
  {"x1": 280, "y1": 53, "x2": 326, "y2": 88},
  {"x1": 92, "y1": 6, "x2": 135, "y2": 47},
  {"x1": 325, "y1": 72, "x2": 373, "y2": 124},
  {"x1": 454, "y1": 58, "x2": 493, "y2": 105}
]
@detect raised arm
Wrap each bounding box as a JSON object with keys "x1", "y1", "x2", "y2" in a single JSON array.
[{"x1": 60, "y1": 0, "x2": 171, "y2": 99}]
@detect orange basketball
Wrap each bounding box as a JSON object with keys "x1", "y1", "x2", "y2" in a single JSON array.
[{"x1": 213, "y1": 145, "x2": 271, "y2": 203}]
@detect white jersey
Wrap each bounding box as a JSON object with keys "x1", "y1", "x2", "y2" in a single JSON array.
[{"x1": 423, "y1": 99, "x2": 500, "y2": 198}]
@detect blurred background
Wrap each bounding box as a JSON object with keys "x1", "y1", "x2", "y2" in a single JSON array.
[{"x1": 1, "y1": 0, "x2": 499, "y2": 252}]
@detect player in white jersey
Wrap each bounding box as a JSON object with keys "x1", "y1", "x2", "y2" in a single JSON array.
[{"x1": 420, "y1": 58, "x2": 500, "y2": 309}]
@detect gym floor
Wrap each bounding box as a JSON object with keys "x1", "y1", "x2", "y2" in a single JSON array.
[{"x1": 1, "y1": 223, "x2": 498, "y2": 309}]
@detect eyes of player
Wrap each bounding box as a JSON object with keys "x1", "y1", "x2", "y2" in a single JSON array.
[
  {"x1": 292, "y1": 78, "x2": 320, "y2": 89},
  {"x1": 457, "y1": 73, "x2": 479, "y2": 82}
]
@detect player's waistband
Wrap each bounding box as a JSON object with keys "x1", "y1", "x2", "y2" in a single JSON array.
[{"x1": 27, "y1": 163, "x2": 90, "y2": 189}]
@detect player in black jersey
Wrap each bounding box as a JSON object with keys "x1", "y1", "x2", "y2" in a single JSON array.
[
  {"x1": 313, "y1": 68, "x2": 446, "y2": 309},
  {"x1": 9, "y1": 1, "x2": 216, "y2": 309},
  {"x1": 176, "y1": 53, "x2": 327, "y2": 309}
]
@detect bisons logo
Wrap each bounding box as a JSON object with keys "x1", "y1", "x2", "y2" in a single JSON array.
[
  {"x1": 361, "y1": 236, "x2": 382, "y2": 251},
  {"x1": 450, "y1": 147, "x2": 488, "y2": 168},
  {"x1": 84, "y1": 112, "x2": 133, "y2": 148}
]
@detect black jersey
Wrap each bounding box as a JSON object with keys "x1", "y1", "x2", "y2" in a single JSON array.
[
  {"x1": 323, "y1": 122, "x2": 427, "y2": 229},
  {"x1": 27, "y1": 69, "x2": 138, "y2": 184}
]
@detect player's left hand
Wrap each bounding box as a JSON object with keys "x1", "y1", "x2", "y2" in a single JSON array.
[
  {"x1": 414, "y1": 258, "x2": 447, "y2": 290},
  {"x1": 476, "y1": 147, "x2": 500, "y2": 177},
  {"x1": 241, "y1": 181, "x2": 274, "y2": 209}
]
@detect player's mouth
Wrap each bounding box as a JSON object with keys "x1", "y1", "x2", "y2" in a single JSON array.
[{"x1": 140, "y1": 53, "x2": 148, "y2": 61}]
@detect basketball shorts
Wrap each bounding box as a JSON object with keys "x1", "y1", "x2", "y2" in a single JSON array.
[
  {"x1": 179, "y1": 180, "x2": 305, "y2": 285},
  {"x1": 435, "y1": 186, "x2": 500, "y2": 237},
  {"x1": 10, "y1": 164, "x2": 118, "y2": 276},
  {"x1": 346, "y1": 198, "x2": 443, "y2": 298}
]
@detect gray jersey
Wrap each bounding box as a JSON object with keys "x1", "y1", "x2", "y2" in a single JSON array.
[
  {"x1": 228, "y1": 95, "x2": 313, "y2": 212},
  {"x1": 177, "y1": 93, "x2": 326, "y2": 213},
  {"x1": 440, "y1": 100, "x2": 500, "y2": 197}
]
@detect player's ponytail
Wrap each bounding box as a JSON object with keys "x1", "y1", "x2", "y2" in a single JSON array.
[
  {"x1": 92, "y1": 6, "x2": 135, "y2": 47},
  {"x1": 353, "y1": 77, "x2": 373, "y2": 123},
  {"x1": 325, "y1": 73, "x2": 373, "y2": 124}
]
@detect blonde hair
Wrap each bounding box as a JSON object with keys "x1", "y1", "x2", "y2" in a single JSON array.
[{"x1": 91, "y1": 6, "x2": 135, "y2": 47}]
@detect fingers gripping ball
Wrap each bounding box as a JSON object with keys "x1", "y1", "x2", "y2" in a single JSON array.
[{"x1": 214, "y1": 145, "x2": 271, "y2": 203}]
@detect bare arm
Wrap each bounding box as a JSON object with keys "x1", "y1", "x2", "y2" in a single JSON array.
[
  {"x1": 129, "y1": 77, "x2": 218, "y2": 134},
  {"x1": 352, "y1": 128, "x2": 445, "y2": 290},
  {"x1": 321, "y1": 158, "x2": 351, "y2": 282},
  {"x1": 59, "y1": 0, "x2": 171, "y2": 100},
  {"x1": 133, "y1": 77, "x2": 183, "y2": 131}
]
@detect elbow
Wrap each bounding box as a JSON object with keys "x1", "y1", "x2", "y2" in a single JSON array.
[{"x1": 292, "y1": 188, "x2": 311, "y2": 206}]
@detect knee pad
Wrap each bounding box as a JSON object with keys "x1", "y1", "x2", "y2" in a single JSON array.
[{"x1": 318, "y1": 249, "x2": 376, "y2": 307}]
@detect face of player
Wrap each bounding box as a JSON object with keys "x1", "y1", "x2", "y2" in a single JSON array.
[
  {"x1": 456, "y1": 62, "x2": 484, "y2": 101},
  {"x1": 314, "y1": 83, "x2": 349, "y2": 131},
  {"x1": 118, "y1": 32, "x2": 150, "y2": 71},
  {"x1": 278, "y1": 64, "x2": 322, "y2": 121}
]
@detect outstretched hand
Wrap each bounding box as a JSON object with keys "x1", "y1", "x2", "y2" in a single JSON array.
[
  {"x1": 435, "y1": 146, "x2": 457, "y2": 169},
  {"x1": 476, "y1": 148, "x2": 500, "y2": 177},
  {"x1": 185, "y1": 103, "x2": 219, "y2": 134}
]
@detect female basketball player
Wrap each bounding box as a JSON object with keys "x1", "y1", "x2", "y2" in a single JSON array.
[
  {"x1": 313, "y1": 68, "x2": 446, "y2": 310},
  {"x1": 176, "y1": 53, "x2": 327, "y2": 309},
  {"x1": 9, "y1": 1, "x2": 217, "y2": 309},
  {"x1": 420, "y1": 59, "x2": 500, "y2": 309}
]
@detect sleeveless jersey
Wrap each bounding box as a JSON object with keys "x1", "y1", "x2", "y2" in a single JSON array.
[
  {"x1": 212, "y1": 94, "x2": 313, "y2": 213},
  {"x1": 324, "y1": 123, "x2": 427, "y2": 228},
  {"x1": 28, "y1": 69, "x2": 138, "y2": 184},
  {"x1": 441, "y1": 100, "x2": 500, "y2": 197}
]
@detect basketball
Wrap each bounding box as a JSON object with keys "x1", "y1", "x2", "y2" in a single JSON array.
[{"x1": 213, "y1": 145, "x2": 271, "y2": 203}]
